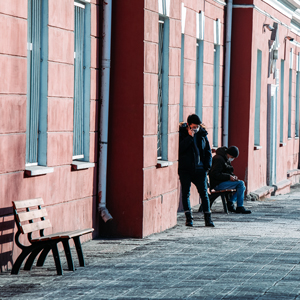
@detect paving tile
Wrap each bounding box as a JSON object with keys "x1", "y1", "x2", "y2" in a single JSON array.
[{"x1": 3, "y1": 188, "x2": 300, "y2": 299}]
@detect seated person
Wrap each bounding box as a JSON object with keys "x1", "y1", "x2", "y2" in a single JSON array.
[{"x1": 209, "y1": 146, "x2": 251, "y2": 214}]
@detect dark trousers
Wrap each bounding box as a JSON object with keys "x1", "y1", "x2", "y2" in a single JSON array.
[{"x1": 179, "y1": 169, "x2": 211, "y2": 213}]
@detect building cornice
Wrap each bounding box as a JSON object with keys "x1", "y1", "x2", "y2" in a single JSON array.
[
  {"x1": 262, "y1": 0, "x2": 293, "y2": 18},
  {"x1": 212, "y1": 0, "x2": 226, "y2": 6}
]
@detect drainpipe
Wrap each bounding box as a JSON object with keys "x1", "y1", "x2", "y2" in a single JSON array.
[
  {"x1": 222, "y1": 0, "x2": 233, "y2": 147},
  {"x1": 98, "y1": 0, "x2": 113, "y2": 222}
]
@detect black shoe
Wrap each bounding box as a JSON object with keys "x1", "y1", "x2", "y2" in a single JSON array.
[
  {"x1": 204, "y1": 212, "x2": 215, "y2": 227},
  {"x1": 236, "y1": 206, "x2": 251, "y2": 214},
  {"x1": 227, "y1": 201, "x2": 236, "y2": 213},
  {"x1": 198, "y1": 204, "x2": 203, "y2": 212},
  {"x1": 185, "y1": 211, "x2": 193, "y2": 227}
]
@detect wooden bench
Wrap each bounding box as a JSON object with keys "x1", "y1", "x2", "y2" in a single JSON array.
[
  {"x1": 11, "y1": 198, "x2": 94, "y2": 275},
  {"x1": 199, "y1": 188, "x2": 236, "y2": 214}
]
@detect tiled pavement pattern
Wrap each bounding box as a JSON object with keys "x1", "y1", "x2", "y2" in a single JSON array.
[{"x1": 2, "y1": 186, "x2": 300, "y2": 299}]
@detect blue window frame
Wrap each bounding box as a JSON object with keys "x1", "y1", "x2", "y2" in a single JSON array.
[
  {"x1": 73, "y1": 1, "x2": 91, "y2": 161},
  {"x1": 254, "y1": 50, "x2": 262, "y2": 146},
  {"x1": 213, "y1": 45, "x2": 220, "y2": 147},
  {"x1": 288, "y1": 68, "x2": 292, "y2": 139},
  {"x1": 26, "y1": 0, "x2": 48, "y2": 165},
  {"x1": 288, "y1": 50, "x2": 293, "y2": 139},
  {"x1": 179, "y1": 33, "x2": 184, "y2": 123},
  {"x1": 296, "y1": 54, "x2": 300, "y2": 138},
  {"x1": 296, "y1": 72, "x2": 300, "y2": 137},
  {"x1": 280, "y1": 59, "x2": 284, "y2": 143},
  {"x1": 157, "y1": 15, "x2": 169, "y2": 160},
  {"x1": 195, "y1": 39, "x2": 204, "y2": 120}
]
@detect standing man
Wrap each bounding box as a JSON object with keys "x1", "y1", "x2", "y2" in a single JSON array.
[
  {"x1": 178, "y1": 114, "x2": 214, "y2": 227},
  {"x1": 209, "y1": 146, "x2": 251, "y2": 214}
]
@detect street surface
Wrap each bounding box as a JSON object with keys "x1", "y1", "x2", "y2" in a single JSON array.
[{"x1": 1, "y1": 186, "x2": 300, "y2": 299}]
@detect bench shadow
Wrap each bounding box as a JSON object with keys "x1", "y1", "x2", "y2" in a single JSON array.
[{"x1": 0, "y1": 206, "x2": 15, "y2": 272}]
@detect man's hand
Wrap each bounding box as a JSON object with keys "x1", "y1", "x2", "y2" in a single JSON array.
[
  {"x1": 230, "y1": 175, "x2": 238, "y2": 181},
  {"x1": 187, "y1": 127, "x2": 194, "y2": 137}
]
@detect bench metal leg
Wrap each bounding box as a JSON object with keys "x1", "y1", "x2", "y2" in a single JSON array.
[
  {"x1": 11, "y1": 248, "x2": 33, "y2": 274},
  {"x1": 51, "y1": 244, "x2": 63, "y2": 275},
  {"x1": 62, "y1": 240, "x2": 75, "y2": 271},
  {"x1": 36, "y1": 246, "x2": 51, "y2": 267},
  {"x1": 73, "y1": 236, "x2": 85, "y2": 267},
  {"x1": 24, "y1": 247, "x2": 43, "y2": 271},
  {"x1": 221, "y1": 194, "x2": 228, "y2": 214}
]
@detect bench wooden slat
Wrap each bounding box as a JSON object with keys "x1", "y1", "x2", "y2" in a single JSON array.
[
  {"x1": 21, "y1": 219, "x2": 52, "y2": 234},
  {"x1": 31, "y1": 228, "x2": 94, "y2": 242},
  {"x1": 17, "y1": 208, "x2": 48, "y2": 222},
  {"x1": 58, "y1": 228, "x2": 94, "y2": 239},
  {"x1": 13, "y1": 198, "x2": 44, "y2": 209}
]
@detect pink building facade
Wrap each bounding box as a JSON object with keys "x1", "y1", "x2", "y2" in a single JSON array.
[
  {"x1": 2, "y1": 0, "x2": 300, "y2": 272},
  {"x1": 105, "y1": 0, "x2": 226, "y2": 237},
  {"x1": 0, "y1": 0, "x2": 99, "y2": 271},
  {"x1": 230, "y1": 0, "x2": 300, "y2": 198}
]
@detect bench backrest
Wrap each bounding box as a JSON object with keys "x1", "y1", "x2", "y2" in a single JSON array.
[{"x1": 12, "y1": 198, "x2": 52, "y2": 235}]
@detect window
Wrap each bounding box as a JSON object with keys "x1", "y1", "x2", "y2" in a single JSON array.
[
  {"x1": 179, "y1": 4, "x2": 186, "y2": 123},
  {"x1": 213, "y1": 45, "x2": 220, "y2": 148},
  {"x1": 296, "y1": 53, "x2": 300, "y2": 137},
  {"x1": 213, "y1": 19, "x2": 221, "y2": 148},
  {"x1": 280, "y1": 59, "x2": 284, "y2": 143},
  {"x1": 288, "y1": 49, "x2": 293, "y2": 139},
  {"x1": 157, "y1": 15, "x2": 169, "y2": 160},
  {"x1": 254, "y1": 50, "x2": 262, "y2": 146},
  {"x1": 179, "y1": 33, "x2": 185, "y2": 123},
  {"x1": 26, "y1": 0, "x2": 48, "y2": 167},
  {"x1": 73, "y1": 1, "x2": 91, "y2": 162},
  {"x1": 195, "y1": 40, "x2": 204, "y2": 121},
  {"x1": 195, "y1": 12, "x2": 205, "y2": 120}
]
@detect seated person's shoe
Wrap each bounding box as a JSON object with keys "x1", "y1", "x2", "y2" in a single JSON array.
[
  {"x1": 236, "y1": 206, "x2": 251, "y2": 214},
  {"x1": 227, "y1": 201, "x2": 236, "y2": 213}
]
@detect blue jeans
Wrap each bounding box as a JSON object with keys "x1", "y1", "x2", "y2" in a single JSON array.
[
  {"x1": 179, "y1": 169, "x2": 211, "y2": 213},
  {"x1": 214, "y1": 180, "x2": 245, "y2": 207}
]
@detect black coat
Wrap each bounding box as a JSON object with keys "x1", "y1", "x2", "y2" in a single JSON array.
[
  {"x1": 178, "y1": 123, "x2": 212, "y2": 173},
  {"x1": 209, "y1": 146, "x2": 234, "y2": 189}
]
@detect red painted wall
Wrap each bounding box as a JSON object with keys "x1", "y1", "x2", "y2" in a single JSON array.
[
  {"x1": 106, "y1": 0, "x2": 145, "y2": 237},
  {"x1": 229, "y1": 8, "x2": 253, "y2": 184}
]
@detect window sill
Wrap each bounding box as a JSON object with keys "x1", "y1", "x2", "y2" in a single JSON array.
[
  {"x1": 295, "y1": 137, "x2": 299, "y2": 140},
  {"x1": 71, "y1": 161, "x2": 95, "y2": 171},
  {"x1": 279, "y1": 142, "x2": 286, "y2": 147},
  {"x1": 156, "y1": 160, "x2": 173, "y2": 168},
  {"x1": 25, "y1": 166, "x2": 54, "y2": 177},
  {"x1": 254, "y1": 145, "x2": 262, "y2": 150},
  {"x1": 288, "y1": 138, "x2": 292, "y2": 140}
]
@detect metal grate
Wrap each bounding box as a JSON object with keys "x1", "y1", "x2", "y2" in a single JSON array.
[
  {"x1": 157, "y1": 21, "x2": 164, "y2": 159},
  {"x1": 73, "y1": 5, "x2": 85, "y2": 158},
  {"x1": 27, "y1": 0, "x2": 42, "y2": 164}
]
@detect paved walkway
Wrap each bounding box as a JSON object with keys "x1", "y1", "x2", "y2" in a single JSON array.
[{"x1": 2, "y1": 186, "x2": 300, "y2": 299}]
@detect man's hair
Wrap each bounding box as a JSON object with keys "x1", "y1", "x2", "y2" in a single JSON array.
[
  {"x1": 226, "y1": 146, "x2": 239, "y2": 158},
  {"x1": 187, "y1": 114, "x2": 201, "y2": 125}
]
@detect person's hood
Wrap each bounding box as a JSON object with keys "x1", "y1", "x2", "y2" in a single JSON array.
[
  {"x1": 215, "y1": 146, "x2": 228, "y2": 160},
  {"x1": 179, "y1": 123, "x2": 208, "y2": 137}
]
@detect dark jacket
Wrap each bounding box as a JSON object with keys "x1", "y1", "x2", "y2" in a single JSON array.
[
  {"x1": 209, "y1": 146, "x2": 234, "y2": 189},
  {"x1": 178, "y1": 123, "x2": 212, "y2": 173}
]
